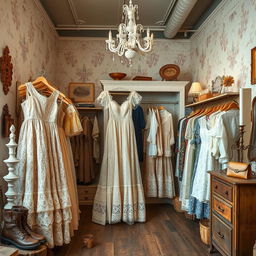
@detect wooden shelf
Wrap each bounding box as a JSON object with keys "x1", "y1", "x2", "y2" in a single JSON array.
[
  {"x1": 185, "y1": 92, "x2": 239, "y2": 108},
  {"x1": 76, "y1": 107, "x2": 102, "y2": 111}
]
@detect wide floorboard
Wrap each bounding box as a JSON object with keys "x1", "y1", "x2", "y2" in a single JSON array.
[{"x1": 51, "y1": 204, "x2": 221, "y2": 256}]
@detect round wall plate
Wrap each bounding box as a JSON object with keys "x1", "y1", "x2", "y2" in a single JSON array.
[{"x1": 159, "y1": 64, "x2": 180, "y2": 81}]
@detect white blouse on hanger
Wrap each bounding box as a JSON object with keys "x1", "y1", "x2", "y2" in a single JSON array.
[{"x1": 147, "y1": 109, "x2": 158, "y2": 157}]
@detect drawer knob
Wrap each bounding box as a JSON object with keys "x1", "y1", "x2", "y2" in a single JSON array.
[
  {"x1": 225, "y1": 191, "x2": 229, "y2": 196},
  {"x1": 217, "y1": 232, "x2": 224, "y2": 239},
  {"x1": 215, "y1": 185, "x2": 218, "y2": 189},
  {"x1": 217, "y1": 206, "x2": 224, "y2": 213}
]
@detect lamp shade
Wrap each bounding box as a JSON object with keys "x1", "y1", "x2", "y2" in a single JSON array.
[{"x1": 189, "y1": 82, "x2": 202, "y2": 95}]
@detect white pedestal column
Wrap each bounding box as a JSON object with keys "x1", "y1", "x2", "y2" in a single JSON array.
[{"x1": 3, "y1": 125, "x2": 19, "y2": 210}]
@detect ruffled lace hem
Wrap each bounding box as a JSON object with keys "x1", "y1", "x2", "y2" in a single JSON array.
[
  {"x1": 92, "y1": 201, "x2": 146, "y2": 225},
  {"x1": 92, "y1": 185, "x2": 146, "y2": 225},
  {"x1": 28, "y1": 206, "x2": 73, "y2": 248},
  {"x1": 19, "y1": 188, "x2": 72, "y2": 213}
]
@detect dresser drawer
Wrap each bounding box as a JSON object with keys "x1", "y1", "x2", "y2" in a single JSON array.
[
  {"x1": 213, "y1": 178, "x2": 233, "y2": 202},
  {"x1": 213, "y1": 196, "x2": 232, "y2": 223},
  {"x1": 78, "y1": 192, "x2": 95, "y2": 201},
  {"x1": 78, "y1": 186, "x2": 97, "y2": 194},
  {"x1": 212, "y1": 214, "x2": 232, "y2": 256},
  {"x1": 78, "y1": 186, "x2": 97, "y2": 203}
]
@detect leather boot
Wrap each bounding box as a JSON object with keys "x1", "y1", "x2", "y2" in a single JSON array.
[
  {"x1": 12, "y1": 206, "x2": 46, "y2": 244},
  {"x1": 1, "y1": 209, "x2": 41, "y2": 250}
]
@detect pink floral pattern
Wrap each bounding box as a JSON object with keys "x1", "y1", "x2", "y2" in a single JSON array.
[
  {"x1": 0, "y1": 0, "x2": 56, "y2": 181},
  {"x1": 191, "y1": 0, "x2": 255, "y2": 91},
  {"x1": 56, "y1": 39, "x2": 192, "y2": 97}
]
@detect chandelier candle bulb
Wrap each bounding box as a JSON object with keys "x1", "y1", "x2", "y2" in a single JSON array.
[{"x1": 109, "y1": 31, "x2": 112, "y2": 41}]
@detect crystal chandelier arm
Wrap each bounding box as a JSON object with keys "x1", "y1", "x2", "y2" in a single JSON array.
[{"x1": 136, "y1": 33, "x2": 153, "y2": 52}]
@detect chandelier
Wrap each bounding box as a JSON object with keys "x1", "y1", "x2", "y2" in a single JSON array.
[{"x1": 106, "y1": 0, "x2": 154, "y2": 62}]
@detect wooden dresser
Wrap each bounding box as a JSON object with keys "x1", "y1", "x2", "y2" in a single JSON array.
[
  {"x1": 209, "y1": 171, "x2": 256, "y2": 256},
  {"x1": 78, "y1": 185, "x2": 97, "y2": 205}
]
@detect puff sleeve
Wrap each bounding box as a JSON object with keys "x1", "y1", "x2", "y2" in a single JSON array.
[
  {"x1": 96, "y1": 91, "x2": 112, "y2": 109},
  {"x1": 128, "y1": 91, "x2": 142, "y2": 108},
  {"x1": 64, "y1": 105, "x2": 83, "y2": 136}
]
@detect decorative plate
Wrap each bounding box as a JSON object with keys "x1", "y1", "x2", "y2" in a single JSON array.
[{"x1": 159, "y1": 64, "x2": 180, "y2": 81}]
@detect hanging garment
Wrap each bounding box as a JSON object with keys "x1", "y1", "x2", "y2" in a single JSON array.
[
  {"x1": 92, "y1": 91, "x2": 146, "y2": 225},
  {"x1": 191, "y1": 115, "x2": 219, "y2": 202},
  {"x1": 145, "y1": 109, "x2": 175, "y2": 199},
  {"x1": 57, "y1": 103, "x2": 80, "y2": 232},
  {"x1": 16, "y1": 82, "x2": 73, "y2": 248},
  {"x1": 188, "y1": 118, "x2": 210, "y2": 219},
  {"x1": 92, "y1": 116, "x2": 100, "y2": 164},
  {"x1": 179, "y1": 117, "x2": 197, "y2": 210},
  {"x1": 132, "y1": 105, "x2": 146, "y2": 162},
  {"x1": 175, "y1": 118, "x2": 189, "y2": 180},
  {"x1": 77, "y1": 117, "x2": 96, "y2": 184},
  {"x1": 156, "y1": 109, "x2": 175, "y2": 198},
  {"x1": 211, "y1": 109, "x2": 239, "y2": 168},
  {"x1": 145, "y1": 109, "x2": 159, "y2": 197}
]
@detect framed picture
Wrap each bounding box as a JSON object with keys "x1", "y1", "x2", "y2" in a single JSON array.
[
  {"x1": 251, "y1": 47, "x2": 256, "y2": 85},
  {"x1": 69, "y1": 83, "x2": 95, "y2": 103},
  {"x1": 211, "y1": 76, "x2": 223, "y2": 94}
]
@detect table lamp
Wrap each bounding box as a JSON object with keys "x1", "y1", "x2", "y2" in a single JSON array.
[{"x1": 189, "y1": 82, "x2": 202, "y2": 102}]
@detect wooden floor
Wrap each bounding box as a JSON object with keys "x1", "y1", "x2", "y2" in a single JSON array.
[{"x1": 51, "y1": 204, "x2": 221, "y2": 256}]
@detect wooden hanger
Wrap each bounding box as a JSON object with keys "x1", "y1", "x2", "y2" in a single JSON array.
[
  {"x1": 220, "y1": 101, "x2": 239, "y2": 111},
  {"x1": 158, "y1": 106, "x2": 165, "y2": 110},
  {"x1": 18, "y1": 76, "x2": 72, "y2": 105}
]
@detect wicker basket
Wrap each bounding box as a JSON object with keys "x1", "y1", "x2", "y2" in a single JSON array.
[
  {"x1": 199, "y1": 219, "x2": 210, "y2": 245},
  {"x1": 173, "y1": 196, "x2": 185, "y2": 213}
]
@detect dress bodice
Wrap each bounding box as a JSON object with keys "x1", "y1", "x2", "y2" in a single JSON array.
[
  {"x1": 97, "y1": 91, "x2": 142, "y2": 121},
  {"x1": 21, "y1": 82, "x2": 59, "y2": 123}
]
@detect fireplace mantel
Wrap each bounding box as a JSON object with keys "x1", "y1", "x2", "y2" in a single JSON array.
[{"x1": 100, "y1": 80, "x2": 190, "y2": 119}]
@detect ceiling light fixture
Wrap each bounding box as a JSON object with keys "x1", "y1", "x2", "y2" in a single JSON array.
[{"x1": 105, "y1": 0, "x2": 154, "y2": 63}]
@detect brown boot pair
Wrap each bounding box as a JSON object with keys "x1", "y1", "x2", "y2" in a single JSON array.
[{"x1": 1, "y1": 206, "x2": 46, "y2": 250}]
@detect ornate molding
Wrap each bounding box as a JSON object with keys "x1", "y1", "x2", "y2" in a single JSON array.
[{"x1": 0, "y1": 46, "x2": 13, "y2": 95}]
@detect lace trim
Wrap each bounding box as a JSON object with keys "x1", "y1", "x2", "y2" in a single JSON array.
[{"x1": 92, "y1": 201, "x2": 146, "y2": 225}]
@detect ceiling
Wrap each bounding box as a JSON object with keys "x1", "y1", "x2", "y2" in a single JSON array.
[{"x1": 39, "y1": 0, "x2": 222, "y2": 38}]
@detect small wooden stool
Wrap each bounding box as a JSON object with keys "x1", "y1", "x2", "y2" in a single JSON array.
[
  {"x1": 82, "y1": 234, "x2": 94, "y2": 249},
  {"x1": 0, "y1": 245, "x2": 19, "y2": 256},
  {"x1": 0, "y1": 244, "x2": 47, "y2": 256},
  {"x1": 18, "y1": 244, "x2": 47, "y2": 256}
]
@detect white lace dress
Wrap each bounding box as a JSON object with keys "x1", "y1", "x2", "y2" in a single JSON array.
[
  {"x1": 16, "y1": 82, "x2": 72, "y2": 248},
  {"x1": 92, "y1": 91, "x2": 146, "y2": 225}
]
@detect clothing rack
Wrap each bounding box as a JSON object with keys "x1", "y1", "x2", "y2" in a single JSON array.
[{"x1": 141, "y1": 100, "x2": 179, "y2": 105}]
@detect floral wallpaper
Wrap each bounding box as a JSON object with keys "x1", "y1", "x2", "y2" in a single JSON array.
[
  {"x1": 0, "y1": 0, "x2": 57, "y2": 185},
  {"x1": 191, "y1": 0, "x2": 256, "y2": 94},
  {"x1": 55, "y1": 39, "x2": 192, "y2": 97},
  {"x1": 0, "y1": 0, "x2": 256, "y2": 189}
]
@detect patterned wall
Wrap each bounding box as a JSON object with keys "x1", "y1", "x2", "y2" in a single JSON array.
[
  {"x1": 55, "y1": 38, "x2": 192, "y2": 98},
  {"x1": 191, "y1": 0, "x2": 256, "y2": 94},
  {"x1": 0, "y1": 0, "x2": 57, "y2": 185}
]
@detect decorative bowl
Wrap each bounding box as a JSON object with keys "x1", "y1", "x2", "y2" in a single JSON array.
[{"x1": 109, "y1": 72, "x2": 127, "y2": 80}]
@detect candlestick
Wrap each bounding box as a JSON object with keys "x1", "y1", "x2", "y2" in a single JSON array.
[{"x1": 239, "y1": 88, "x2": 244, "y2": 125}]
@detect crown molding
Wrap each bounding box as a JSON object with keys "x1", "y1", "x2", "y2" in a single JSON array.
[
  {"x1": 55, "y1": 25, "x2": 166, "y2": 31},
  {"x1": 32, "y1": 0, "x2": 58, "y2": 37},
  {"x1": 191, "y1": 0, "x2": 240, "y2": 40},
  {"x1": 57, "y1": 36, "x2": 191, "y2": 43}
]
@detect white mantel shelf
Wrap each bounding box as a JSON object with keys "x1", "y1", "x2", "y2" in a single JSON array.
[
  {"x1": 100, "y1": 80, "x2": 190, "y2": 119},
  {"x1": 100, "y1": 80, "x2": 190, "y2": 92}
]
